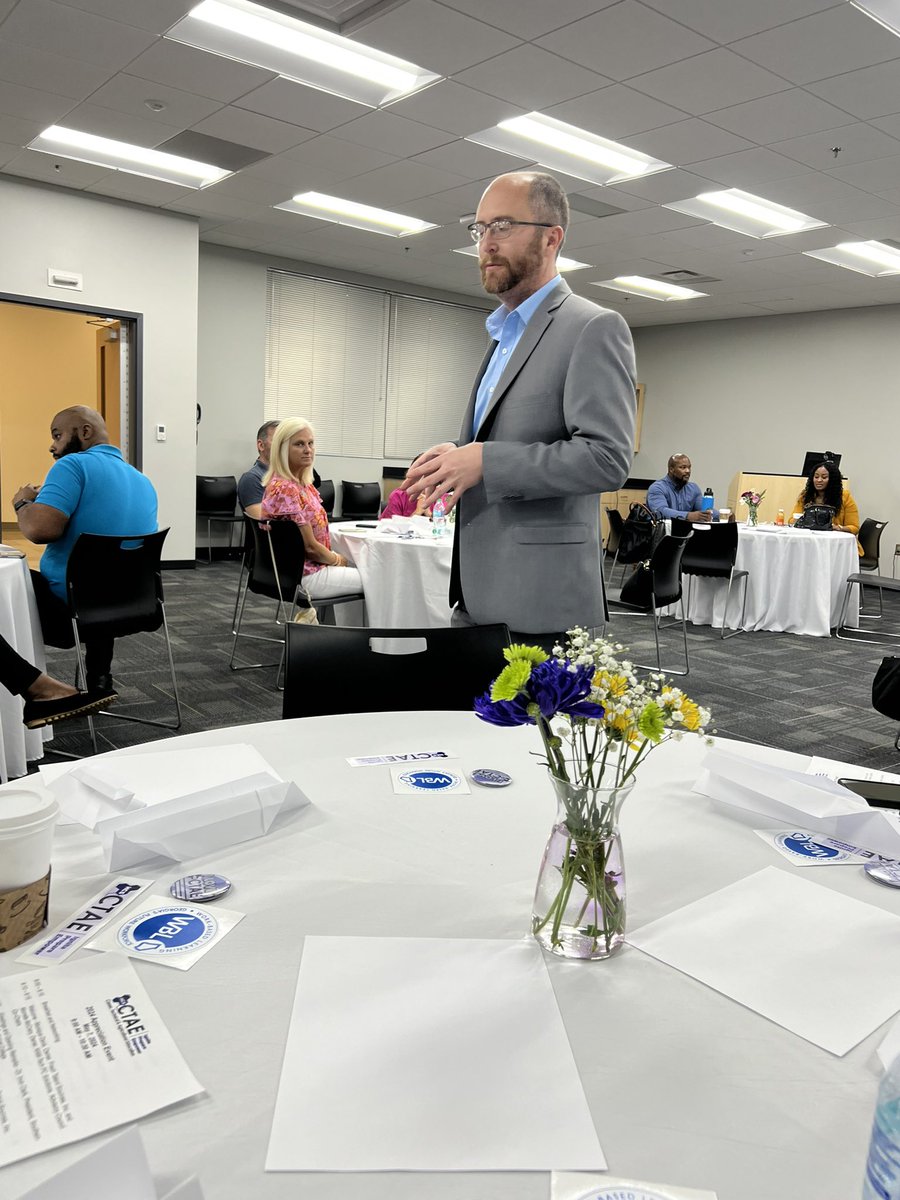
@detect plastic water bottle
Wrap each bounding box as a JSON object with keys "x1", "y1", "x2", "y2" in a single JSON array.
[
  {"x1": 432, "y1": 496, "x2": 447, "y2": 538},
  {"x1": 862, "y1": 1053, "x2": 900, "y2": 1199},
  {"x1": 701, "y1": 487, "x2": 714, "y2": 512}
]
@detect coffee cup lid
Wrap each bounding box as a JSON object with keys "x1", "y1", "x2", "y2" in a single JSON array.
[{"x1": 0, "y1": 787, "x2": 59, "y2": 832}]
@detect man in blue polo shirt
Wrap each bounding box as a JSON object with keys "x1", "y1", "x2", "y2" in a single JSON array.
[{"x1": 12, "y1": 406, "x2": 158, "y2": 696}]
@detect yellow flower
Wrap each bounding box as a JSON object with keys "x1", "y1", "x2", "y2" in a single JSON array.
[
  {"x1": 593, "y1": 669, "x2": 629, "y2": 700},
  {"x1": 679, "y1": 697, "x2": 703, "y2": 732}
]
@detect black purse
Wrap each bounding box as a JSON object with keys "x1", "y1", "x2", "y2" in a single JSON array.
[
  {"x1": 873, "y1": 657, "x2": 900, "y2": 721},
  {"x1": 618, "y1": 502, "x2": 664, "y2": 560},
  {"x1": 794, "y1": 504, "x2": 835, "y2": 531}
]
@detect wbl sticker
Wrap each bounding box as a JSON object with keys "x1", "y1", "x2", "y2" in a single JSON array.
[
  {"x1": 398, "y1": 770, "x2": 460, "y2": 791},
  {"x1": 117, "y1": 905, "x2": 218, "y2": 955},
  {"x1": 776, "y1": 833, "x2": 843, "y2": 860}
]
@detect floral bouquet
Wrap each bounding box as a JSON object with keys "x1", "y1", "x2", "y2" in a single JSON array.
[
  {"x1": 740, "y1": 488, "x2": 766, "y2": 526},
  {"x1": 475, "y1": 628, "x2": 711, "y2": 959}
]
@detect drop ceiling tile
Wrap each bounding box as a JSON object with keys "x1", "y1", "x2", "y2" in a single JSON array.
[
  {"x1": 339, "y1": 158, "x2": 469, "y2": 204},
  {"x1": 613, "y1": 168, "x2": 719, "y2": 205},
  {"x1": 389, "y1": 80, "x2": 523, "y2": 137},
  {"x1": 688, "y1": 146, "x2": 807, "y2": 188},
  {"x1": 330, "y1": 111, "x2": 453, "y2": 158},
  {"x1": 837, "y1": 213, "x2": 900, "y2": 239},
  {"x1": 0, "y1": 138, "x2": 20, "y2": 166},
  {"x1": 732, "y1": 5, "x2": 900, "y2": 86},
  {"x1": 235, "y1": 78, "x2": 365, "y2": 133},
  {"x1": 410, "y1": 138, "x2": 530, "y2": 179},
  {"x1": 636, "y1": 0, "x2": 842, "y2": 44},
  {"x1": 454, "y1": 44, "x2": 610, "y2": 109},
  {"x1": 350, "y1": 0, "x2": 519, "y2": 76},
  {"x1": 434, "y1": 0, "x2": 616, "y2": 40},
  {"x1": 0, "y1": 79, "x2": 75, "y2": 124},
  {"x1": 627, "y1": 117, "x2": 754, "y2": 163},
  {"x1": 537, "y1": 2, "x2": 715, "y2": 81},
  {"x1": 206, "y1": 172, "x2": 299, "y2": 206},
  {"x1": 575, "y1": 205, "x2": 706, "y2": 244},
  {"x1": 164, "y1": 192, "x2": 268, "y2": 219},
  {"x1": 629, "y1": 48, "x2": 790, "y2": 115},
  {"x1": 4, "y1": 147, "x2": 110, "y2": 186},
  {"x1": 0, "y1": 0, "x2": 154, "y2": 70},
  {"x1": 49, "y1": 0, "x2": 195, "y2": 34},
  {"x1": 278, "y1": 133, "x2": 398, "y2": 179},
  {"x1": 771, "y1": 122, "x2": 900, "y2": 169},
  {"x1": 236, "y1": 151, "x2": 328, "y2": 190},
  {"x1": 86, "y1": 74, "x2": 222, "y2": 129},
  {"x1": 85, "y1": 174, "x2": 193, "y2": 204},
  {"x1": 808, "y1": 61, "x2": 900, "y2": 121},
  {"x1": 0, "y1": 38, "x2": 110, "y2": 101},
  {"x1": 706, "y1": 89, "x2": 855, "y2": 143},
  {"x1": 827, "y1": 153, "x2": 900, "y2": 194},
  {"x1": 127, "y1": 39, "x2": 275, "y2": 104},
  {"x1": 61, "y1": 102, "x2": 182, "y2": 147},
  {"x1": 189, "y1": 106, "x2": 314, "y2": 153},
  {"x1": 0, "y1": 113, "x2": 45, "y2": 145},
  {"x1": 872, "y1": 113, "x2": 900, "y2": 140},
  {"x1": 546, "y1": 83, "x2": 689, "y2": 140}
]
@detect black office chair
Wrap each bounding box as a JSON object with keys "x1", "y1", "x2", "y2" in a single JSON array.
[
  {"x1": 837, "y1": 518, "x2": 892, "y2": 630},
  {"x1": 608, "y1": 511, "x2": 654, "y2": 588},
  {"x1": 860, "y1": 518, "x2": 888, "y2": 573},
  {"x1": 283, "y1": 623, "x2": 511, "y2": 719},
  {"x1": 229, "y1": 520, "x2": 364, "y2": 683},
  {"x1": 196, "y1": 475, "x2": 242, "y2": 562},
  {"x1": 65, "y1": 530, "x2": 181, "y2": 754},
  {"x1": 611, "y1": 532, "x2": 692, "y2": 675},
  {"x1": 836, "y1": 573, "x2": 900, "y2": 643},
  {"x1": 340, "y1": 480, "x2": 381, "y2": 520},
  {"x1": 680, "y1": 522, "x2": 749, "y2": 640},
  {"x1": 318, "y1": 479, "x2": 335, "y2": 519},
  {"x1": 604, "y1": 509, "x2": 623, "y2": 565}
]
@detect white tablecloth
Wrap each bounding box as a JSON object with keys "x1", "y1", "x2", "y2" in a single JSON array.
[
  {"x1": 0, "y1": 713, "x2": 884, "y2": 1200},
  {"x1": 330, "y1": 521, "x2": 453, "y2": 628},
  {"x1": 684, "y1": 524, "x2": 860, "y2": 637},
  {"x1": 0, "y1": 556, "x2": 49, "y2": 780}
]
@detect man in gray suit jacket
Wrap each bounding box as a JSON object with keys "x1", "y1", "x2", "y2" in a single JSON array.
[{"x1": 406, "y1": 171, "x2": 636, "y2": 642}]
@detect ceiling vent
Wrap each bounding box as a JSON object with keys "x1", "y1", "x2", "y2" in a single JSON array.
[
  {"x1": 660, "y1": 268, "x2": 721, "y2": 284},
  {"x1": 567, "y1": 194, "x2": 627, "y2": 220}
]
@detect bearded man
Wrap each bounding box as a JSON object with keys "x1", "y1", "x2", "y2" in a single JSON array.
[
  {"x1": 12, "y1": 405, "x2": 158, "y2": 696},
  {"x1": 405, "y1": 171, "x2": 637, "y2": 646}
]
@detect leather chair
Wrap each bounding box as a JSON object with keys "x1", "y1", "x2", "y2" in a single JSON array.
[
  {"x1": 340, "y1": 480, "x2": 381, "y2": 520},
  {"x1": 610, "y1": 532, "x2": 692, "y2": 675}
]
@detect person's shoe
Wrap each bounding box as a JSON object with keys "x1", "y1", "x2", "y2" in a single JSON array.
[{"x1": 23, "y1": 689, "x2": 117, "y2": 730}]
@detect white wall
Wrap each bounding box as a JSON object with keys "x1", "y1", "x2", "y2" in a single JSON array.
[
  {"x1": 632, "y1": 307, "x2": 900, "y2": 558},
  {"x1": 0, "y1": 178, "x2": 198, "y2": 561}
]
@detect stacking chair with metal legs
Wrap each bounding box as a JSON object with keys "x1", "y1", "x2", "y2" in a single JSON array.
[
  {"x1": 836, "y1": 573, "x2": 900, "y2": 644},
  {"x1": 610, "y1": 531, "x2": 692, "y2": 675},
  {"x1": 340, "y1": 480, "x2": 381, "y2": 520},
  {"x1": 196, "y1": 475, "x2": 242, "y2": 562},
  {"x1": 679, "y1": 522, "x2": 749, "y2": 640}
]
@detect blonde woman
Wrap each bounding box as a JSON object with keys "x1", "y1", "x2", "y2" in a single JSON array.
[{"x1": 261, "y1": 417, "x2": 363, "y2": 602}]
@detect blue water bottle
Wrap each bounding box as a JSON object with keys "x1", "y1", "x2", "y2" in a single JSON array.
[
  {"x1": 863, "y1": 1053, "x2": 900, "y2": 1198},
  {"x1": 701, "y1": 487, "x2": 714, "y2": 513}
]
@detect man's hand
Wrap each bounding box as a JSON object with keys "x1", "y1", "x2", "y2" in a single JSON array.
[
  {"x1": 687, "y1": 510, "x2": 713, "y2": 523},
  {"x1": 12, "y1": 485, "x2": 39, "y2": 508},
  {"x1": 404, "y1": 443, "x2": 483, "y2": 512}
]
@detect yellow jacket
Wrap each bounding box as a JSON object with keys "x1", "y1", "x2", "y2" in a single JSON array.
[{"x1": 792, "y1": 486, "x2": 862, "y2": 554}]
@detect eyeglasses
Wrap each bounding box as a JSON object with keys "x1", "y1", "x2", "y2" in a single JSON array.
[{"x1": 467, "y1": 218, "x2": 554, "y2": 243}]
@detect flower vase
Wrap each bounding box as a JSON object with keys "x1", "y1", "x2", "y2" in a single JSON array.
[
  {"x1": 746, "y1": 505, "x2": 759, "y2": 527},
  {"x1": 532, "y1": 773, "x2": 634, "y2": 960}
]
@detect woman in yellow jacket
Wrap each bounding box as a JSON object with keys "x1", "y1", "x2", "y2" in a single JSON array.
[{"x1": 792, "y1": 460, "x2": 862, "y2": 554}]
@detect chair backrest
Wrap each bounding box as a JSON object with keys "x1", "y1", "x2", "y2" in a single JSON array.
[
  {"x1": 605, "y1": 508, "x2": 623, "y2": 554},
  {"x1": 197, "y1": 475, "x2": 237, "y2": 516},
  {"x1": 340, "y1": 480, "x2": 381, "y2": 518},
  {"x1": 247, "y1": 520, "x2": 307, "y2": 603},
  {"x1": 283, "y1": 623, "x2": 512, "y2": 719},
  {"x1": 650, "y1": 532, "x2": 691, "y2": 608},
  {"x1": 318, "y1": 478, "x2": 335, "y2": 517},
  {"x1": 680, "y1": 521, "x2": 738, "y2": 578},
  {"x1": 859, "y1": 518, "x2": 888, "y2": 569},
  {"x1": 66, "y1": 530, "x2": 169, "y2": 637}
]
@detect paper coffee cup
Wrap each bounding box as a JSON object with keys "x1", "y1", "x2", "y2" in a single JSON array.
[
  {"x1": 0, "y1": 787, "x2": 59, "y2": 890},
  {"x1": 719, "y1": 508, "x2": 731, "y2": 517}
]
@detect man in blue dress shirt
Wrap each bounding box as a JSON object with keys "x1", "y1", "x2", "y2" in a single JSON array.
[
  {"x1": 646, "y1": 454, "x2": 718, "y2": 523},
  {"x1": 12, "y1": 406, "x2": 158, "y2": 697}
]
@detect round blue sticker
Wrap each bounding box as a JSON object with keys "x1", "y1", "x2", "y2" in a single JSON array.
[
  {"x1": 398, "y1": 769, "x2": 459, "y2": 791},
  {"x1": 775, "y1": 832, "x2": 843, "y2": 860},
  {"x1": 470, "y1": 769, "x2": 512, "y2": 788},
  {"x1": 117, "y1": 905, "x2": 218, "y2": 955}
]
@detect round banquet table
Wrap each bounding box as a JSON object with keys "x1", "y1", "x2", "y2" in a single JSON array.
[
  {"x1": 329, "y1": 520, "x2": 452, "y2": 627},
  {"x1": 0, "y1": 554, "x2": 50, "y2": 780},
  {"x1": 683, "y1": 524, "x2": 860, "y2": 637},
  {"x1": 0, "y1": 712, "x2": 882, "y2": 1200}
]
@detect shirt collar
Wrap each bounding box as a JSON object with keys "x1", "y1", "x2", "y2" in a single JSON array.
[{"x1": 485, "y1": 274, "x2": 562, "y2": 340}]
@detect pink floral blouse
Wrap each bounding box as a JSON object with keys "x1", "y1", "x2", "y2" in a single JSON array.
[{"x1": 261, "y1": 475, "x2": 330, "y2": 577}]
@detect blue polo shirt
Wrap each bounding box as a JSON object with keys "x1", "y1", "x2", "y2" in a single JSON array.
[{"x1": 35, "y1": 444, "x2": 158, "y2": 600}]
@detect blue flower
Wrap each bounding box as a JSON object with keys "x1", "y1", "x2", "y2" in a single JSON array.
[{"x1": 475, "y1": 658, "x2": 603, "y2": 726}]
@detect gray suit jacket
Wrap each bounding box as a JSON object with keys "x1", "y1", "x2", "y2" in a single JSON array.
[{"x1": 451, "y1": 280, "x2": 636, "y2": 634}]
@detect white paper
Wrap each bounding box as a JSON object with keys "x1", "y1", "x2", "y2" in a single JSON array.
[
  {"x1": 753, "y1": 828, "x2": 872, "y2": 866},
  {"x1": 17, "y1": 1126, "x2": 156, "y2": 1200},
  {"x1": 0, "y1": 955, "x2": 203, "y2": 1168},
  {"x1": 86, "y1": 895, "x2": 244, "y2": 971},
  {"x1": 266, "y1": 936, "x2": 605, "y2": 1171},
  {"x1": 627, "y1": 867, "x2": 900, "y2": 1056},
  {"x1": 553, "y1": 1174, "x2": 717, "y2": 1200},
  {"x1": 390, "y1": 764, "x2": 471, "y2": 795}
]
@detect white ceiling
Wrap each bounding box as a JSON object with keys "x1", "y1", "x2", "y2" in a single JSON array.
[{"x1": 5, "y1": 0, "x2": 900, "y2": 325}]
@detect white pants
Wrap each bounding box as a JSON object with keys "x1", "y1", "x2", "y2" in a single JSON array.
[{"x1": 302, "y1": 565, "x2": 362, "y2": 600}]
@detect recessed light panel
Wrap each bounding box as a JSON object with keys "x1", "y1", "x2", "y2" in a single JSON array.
[
  {"x1": 664, "y1": 188, "x2": 827, "y2": 239},
  {"x1": 167, "y1": 0, "x2": 441, "y2": 107},
  {"x1": 851, "y1": 0, "x2": 900, "y2": 37},
  {"x1": 275, "y1": 192, "x2": 438, "y2": 237},
  {"x1": 803, "y1": 240, "x2": 900, "y2": 276},
  {"x1": 466, "y1": 113, "x2": 673, "y2": 186},
  {"x1": 593, "y1": 276, "x2": 708, "y2": 301},
  {"x1": 27, "y1": 125, "x2": 231, "y2": 188},
  {"x1": 451, "y1": 245, "x2": 590, "y2": 272}
]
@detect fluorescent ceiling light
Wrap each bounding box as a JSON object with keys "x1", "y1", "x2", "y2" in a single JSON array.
[
  {"x1": 275, "y1": 192, "x2": 438, "y2": 237},
  {"x1": 27, "y1": 125, "x2": 230, "y2": 188},
  {"x1": 466, "y1": 113, "x2": 672, "y2": 186},
  {"x1": 593, "y1": 276, "x2": 708, "y2": 301},
  {"x1": 803, "y1": 239, "x2": 900, "y2": 276},
  {"x1": 167, "y1": 0, "x2": 440, "y2": 107},
  {"x1": 664, "y1": 188, "x2": 827, "y2": 239},
  {"x1": 452, "y1": 245, "x2": 590, "y2": 272},
  {"x1": 851, "y1": 0, "x2": 900, "y2": 37}
]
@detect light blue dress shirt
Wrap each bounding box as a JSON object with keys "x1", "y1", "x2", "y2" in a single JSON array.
[{"x1": 471, "y1": 275, "x2": 562, "y2": 439}]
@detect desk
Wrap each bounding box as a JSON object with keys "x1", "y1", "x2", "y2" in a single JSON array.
[
  {"x1": 685, "y1": 524, "x2": 860, "y2": 637},
  {"x1": 330, "y1": 521, "x2": 453, "y2": 627},
  {"x1": 0, "y1": 713, "x2": 881, "y2": 1200},
  {"x1": 0, "y1": 556, "x2": 48, "y2": 779}
]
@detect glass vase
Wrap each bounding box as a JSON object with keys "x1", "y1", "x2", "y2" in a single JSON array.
[
  {"x1": 746, "y1": 505, "x2": 759, "y2": 527},
  {"x1": 532, "y1": 773, "x2": 634, "y2": 961}
]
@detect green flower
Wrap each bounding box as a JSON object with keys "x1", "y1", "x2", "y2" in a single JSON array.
[
  {"x1": 491, "y1": 659, "x2": 533, "y2": 701},
  {"x1": 637, "y1": 700, "x2": 666, "y2": 742},
  {"x1": 504, "y1": 643, "x2": 548, "y2": 666}
]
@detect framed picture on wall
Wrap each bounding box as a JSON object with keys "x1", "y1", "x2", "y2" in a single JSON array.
[{"x1": 634, "y1": 383, "x2": 645, "y2": 453}]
